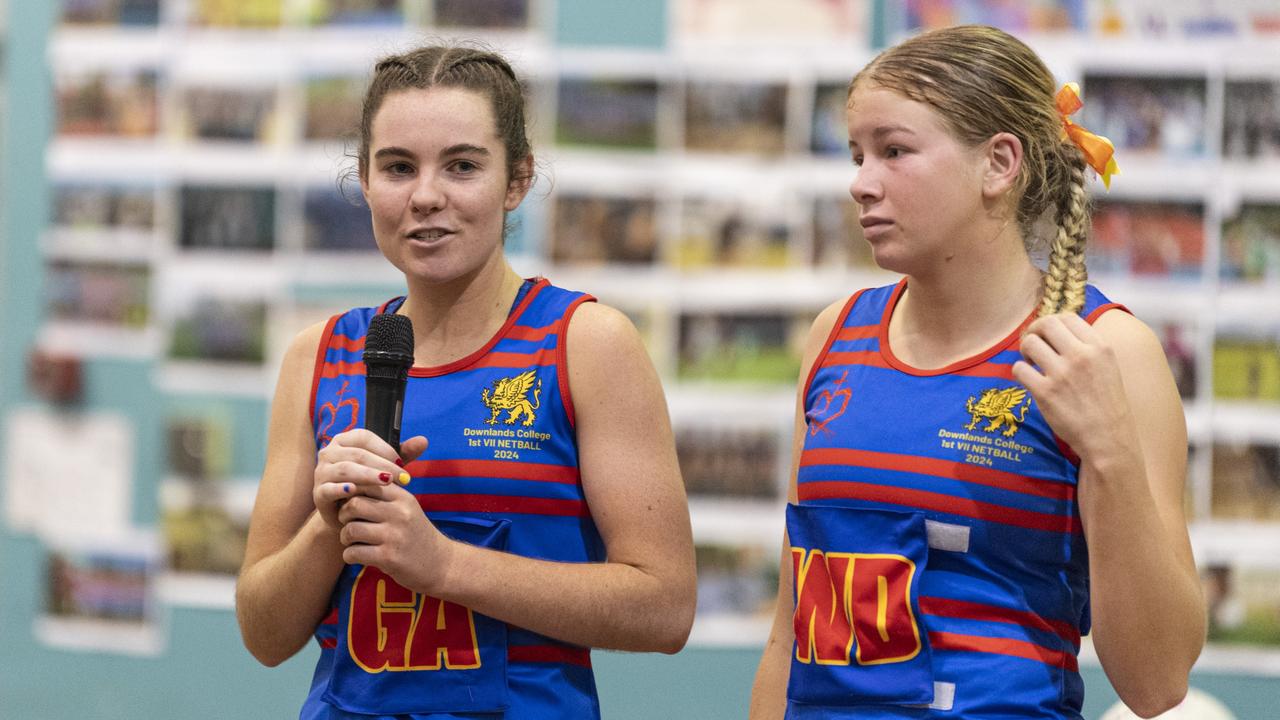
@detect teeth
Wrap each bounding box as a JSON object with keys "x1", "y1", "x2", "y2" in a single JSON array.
[{"x1": 410, "y1": 230, "x2": 446, "y2": 240}]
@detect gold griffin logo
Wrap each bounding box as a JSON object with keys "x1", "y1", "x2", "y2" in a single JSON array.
[
  {"x1": 964, "y1": 387, "x2": 1031, "y2": 437},
  {"x1": 481, "y1": 370, "x2": 542, "y2": 426}
]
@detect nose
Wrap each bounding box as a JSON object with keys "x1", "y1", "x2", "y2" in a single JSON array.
[
  {"x1": 409, "y1": 172, "x2": 445, "y2": 215},
  {"x1": 849, "y1": 162, "x2": 881, "y2": 206}
]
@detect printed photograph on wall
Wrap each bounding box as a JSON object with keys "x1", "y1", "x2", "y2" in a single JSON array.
[
  {"x1": 1221, "y1": 202, "x2": 1280, "y2": 283},
  {"x1": 676, "y1": 195, "x2": 793, "y2": 268},
  {"x1": 678, "y1": 310, "x2": 810, "y2": 383},
  {"x1": 694, "y1": 543, "x2": 778, "y2": 624},
  {"x1": 1210, "y1": 440, "x2": 1280, "y2": 522},
  {"x1": 303, "y1": 185, "x2": 376, "y2": 253},
  {"x1": 56, "y1": 69, "x2": 158, "y2": 138},
  {"x1": 300, "y1": 0, "x2": 403, "y2": 26},
  {"x1": 1090, "y1": 200, "x2": 1205, "y2": 278},
  {"x1": 1214, "y1": 325, "x2": 1280, "y2": 402},
  {"x1": 1079, "y1": 73, "x2": 1207, "y2": 158},
  {"x1": 1223, "y1": 80, "x2": 1280, "y2": 160},
  {"x1": 168, "y1": 297, "x2": 268, "y2": 365},
  {"x1": 60, "y1": 0, "x2": 162, "y2": 26},
  {"x1": 176, "y1": 85, "x2": 280, "y2": 143},
  {"x1": 676, "y1": 425, "x2": 781, "y2": 500},
  {"x1": 1202, "y1": 564, "x2": 1280, "y2": 647},
  {"x1": 37, "y1": 531, "x2": 165, "y2": 656},
  {"x1": 685, "y1": 80, "x2": 788, "y2": 156},
  {"x1": 303, "y1": 75, "x2": 365, "y2": 142},
  {"x1": 45, "y1": 260, "x2": 150, "y2": 327},
  {"x1": 555, "y1": 76, "x2": 659, "y2": 151},
  {"x1": 179, "y1": 185, "x2": 276, "y2": 252},
  {"x1": 549, "y1": 193, "x2": 658, "y2": 265}
]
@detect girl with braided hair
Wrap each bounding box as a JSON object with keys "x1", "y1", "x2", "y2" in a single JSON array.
[
  {"x1": 236, "y1": 45, "x2": 695, "y2": 718},
  {"x1": 751, "y1": 25, "x2": 1203, "y2": 719}
]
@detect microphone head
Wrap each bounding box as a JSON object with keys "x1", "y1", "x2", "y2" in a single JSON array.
[{"x1": 364, "y1": 313, "x2": 414, "y2": 376}]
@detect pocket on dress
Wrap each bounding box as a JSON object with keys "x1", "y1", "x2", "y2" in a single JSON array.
[
  {"x1": 323, "y1": 516, "x2": 512, "y2": 715},
  {"x1": 785, "y1": 503, "x2": 934, "y2": 708}
]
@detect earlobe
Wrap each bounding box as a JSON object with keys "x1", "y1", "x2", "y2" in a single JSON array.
[
  {"x1": 983, "y1": 132, "x2": 1024, "y2": 198},
  {"x1": 504, "y1": 154, "x2": 535, "y2": 211}
]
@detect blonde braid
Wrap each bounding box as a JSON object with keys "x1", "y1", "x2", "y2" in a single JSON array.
[{"x1": 1038, "y1": 153, "x2": 1091, "y2": 317}]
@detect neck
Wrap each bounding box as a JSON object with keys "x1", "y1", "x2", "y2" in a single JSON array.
[
  {"x1": 398, "y1": 253, "x2": 523, "y2": 366},
  {"x1": 890, "y1": 224, "x2": 1043, "y2": 369}
]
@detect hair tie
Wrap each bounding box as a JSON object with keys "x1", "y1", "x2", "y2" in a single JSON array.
[{"x1": 1055, "y1": 83, "x2": 1119, "y2": 189}]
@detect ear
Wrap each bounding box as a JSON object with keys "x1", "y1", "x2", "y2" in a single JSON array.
[
  {"x1": 504, "y1": 154, "x2": 535, "y2": 211},
  {"x1": 359, "y1": 165, "x2": 371, "y2": 205},
  {"x1": 982, "y1": 132, "x2": 1023, "y2": 200}
]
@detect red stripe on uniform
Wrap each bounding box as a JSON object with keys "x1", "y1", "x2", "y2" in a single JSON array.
[
  {"x1": 798, "y1": 481, "x2": 1080, "y2": 534},
  {"x1": 417, "y1": 494, "x2": 589, "y2": 517},
  {"x1": 404, "y1": 458, "x2": 580, "y2": 485},
  {"x1": 322, "y1": 361, "x2": 365, "y2": 378},
  {"x1": 835, "y1": 325, "x2": 879, "y2": 342},
  {"x1": 331, "y1": 334, "x2": 365, "y2": 352},
  {"x1": 801, "y1": 448, "x2": 1074, "y2": 501},
  {"x1": 322, "y1": 608, "x2": 339, "y2": 625},
  {"x1": 824, "y1": 350, "x2": 1016, "y2": 379},
  {"x1": 508, "y1": 645, "x2": 592, "y2": 668},
  {"x1": 319, "y1": 637, "x2": 337, "y2": 649},
  {"x1": 919, "y1": 596, "x2": 1081, "y2": 647},
  {"x1": 824, "y1": 350, "x2": 889, "y2": 368},
  {"x1": 928, "y1": 631, "x2": 1078, "y2": 672},
  {"x1": 472, "y1": 347, "x2": 558, "y2": 369},
  {"x1": 506, "y1": 325, "x2": 555, "y2": 342}
]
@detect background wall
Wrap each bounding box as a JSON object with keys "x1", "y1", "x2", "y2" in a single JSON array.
[{"x1": 2, "y1": 1, "x2": 1279, "y2": 718}]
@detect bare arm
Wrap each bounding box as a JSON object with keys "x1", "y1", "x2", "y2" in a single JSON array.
[
  {"x1": 235, "y1": 322, "x2": 344, "y2": 666},
  {"x1": 333, "y1": 303, "x2": 697, "y2": 652},
  {"x1": 1015, "y1": 311, "x2": 1205, "y2": 717},
  {"x1": 749, "y1": 299, "x2": 846, "y2": 719}
]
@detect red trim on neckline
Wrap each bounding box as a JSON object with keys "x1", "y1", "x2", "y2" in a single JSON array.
[
  {"x1": 405, "y1": 278, "x2": 550, "y2": 378},
  {"x1": 878, "y1": 278, "x2": 1036, "y2": 377}
]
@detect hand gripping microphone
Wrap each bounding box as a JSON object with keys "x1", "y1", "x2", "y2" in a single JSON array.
[{"x1": 363, "y1": 313, "x2": 414, "y2": 455}]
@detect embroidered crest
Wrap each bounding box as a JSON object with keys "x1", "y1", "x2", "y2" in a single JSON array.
[
  {"x1": 964, "y1": 386, "x2": 1031, "y2": 437},
  {"x1": 481, "y1": 370, "x2": 542, "y2": 427}
]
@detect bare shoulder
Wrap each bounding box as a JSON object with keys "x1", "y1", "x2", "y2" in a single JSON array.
[
  {"x1": 1090, "y1": 308, "x2": 1167, "y2": 369},
  {"x1": 801, "y1": 295, "x2": 852, "y2": 366},
  {"x1": 564, "y1": 301, "x2": 649, "y2": 369},
  {"x1": 273, "y1": 318, "x2": 335, "y2": 402}
]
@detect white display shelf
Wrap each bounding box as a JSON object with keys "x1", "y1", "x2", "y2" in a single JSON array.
[{"x1": 38, "y1": 321, "x2": 162, "y2": 360}]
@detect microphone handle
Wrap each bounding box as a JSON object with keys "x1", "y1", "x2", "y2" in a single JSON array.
[{"x1": 364, "y1": 373, "x2": 407, "y2": 455}]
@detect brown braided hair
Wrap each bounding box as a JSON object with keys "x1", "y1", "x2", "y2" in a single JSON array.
[
  {"x1": 355, "y1": 45, "x2": 533, "y2": 188},
  {"x1": 850, "y1": 25, "x2": 1092, "y2": 315}
]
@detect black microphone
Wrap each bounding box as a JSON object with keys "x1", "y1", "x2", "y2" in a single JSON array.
[{"x1": 363, "y1": 313, "x2": 414, "y2": 455}]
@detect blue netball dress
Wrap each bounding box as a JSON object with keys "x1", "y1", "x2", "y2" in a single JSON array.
[
  {"x1": 302, "y1": 278, "x2": 604, "y2": 720},
  {"x1": 787, "y1": 279, "x2": 1126, "y2": 719}
]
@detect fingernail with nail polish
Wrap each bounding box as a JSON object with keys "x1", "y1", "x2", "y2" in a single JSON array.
[
  {"x1": 343, "y1": 484, "x2": 351, "y2": 493},
  {"x1": 394, "y1": 458, "x2": 405, "y2": 467},
  {"x1": 378, "y1": 472, "x2": 391, "y2": 483}
]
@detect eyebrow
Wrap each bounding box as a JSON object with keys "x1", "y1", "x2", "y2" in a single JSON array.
[
  {"x1": 848, "y1": 124, "x2": 917, "y2": 148},
  {"x1": 372, "y1": 144, "x2": 492, "y2": 160}
]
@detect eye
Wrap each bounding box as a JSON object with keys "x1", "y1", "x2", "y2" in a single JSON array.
[
  {"x1": 885, "y1": 146, "x2": 903, "y2": 159},
  {"x1": 385, "y1": 161, "x2": 414, "y2": 175},
  {"x1": 851, "y1": 154, "x2": 863, "y2": 167},
  {"x1": 450, "y1": 159, "x2": 479, "y2": 174}
]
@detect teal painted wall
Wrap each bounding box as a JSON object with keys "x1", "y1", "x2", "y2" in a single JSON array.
[{"x1": 1, "y1": 1, "x2": 1278, "y2": 718}]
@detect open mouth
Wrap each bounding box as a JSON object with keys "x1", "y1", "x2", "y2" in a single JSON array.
[{"x1": 407, "y1": 230, "x2": 452, "y2": 241}]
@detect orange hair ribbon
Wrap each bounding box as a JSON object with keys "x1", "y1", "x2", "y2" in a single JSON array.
[{"x1": 1055, "y1": 82, "x2": 1119, "y2": 189}]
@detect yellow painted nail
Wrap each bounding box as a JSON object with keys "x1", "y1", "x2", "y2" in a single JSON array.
[{"x1": 397, "y1": 472, "x2": 411, "y2": 486}]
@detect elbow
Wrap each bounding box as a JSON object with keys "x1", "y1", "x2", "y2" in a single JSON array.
[
  {"x1": 1121, "y1": 681, "x2": 1188, "y2": 719},
  {"x1": 652, "y1": 580, "x2": 697, "y2": 655},
  {"x1": 245, "y1": 643, "x2": 292, "y2": 668}
]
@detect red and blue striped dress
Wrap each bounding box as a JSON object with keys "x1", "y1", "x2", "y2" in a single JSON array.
[
  {"x1": 301, "y1": 278, "x2": 604, "y2": 719},
  {"x1": 786, "y1": 279, "x2": 1126, "y2": 719}
]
